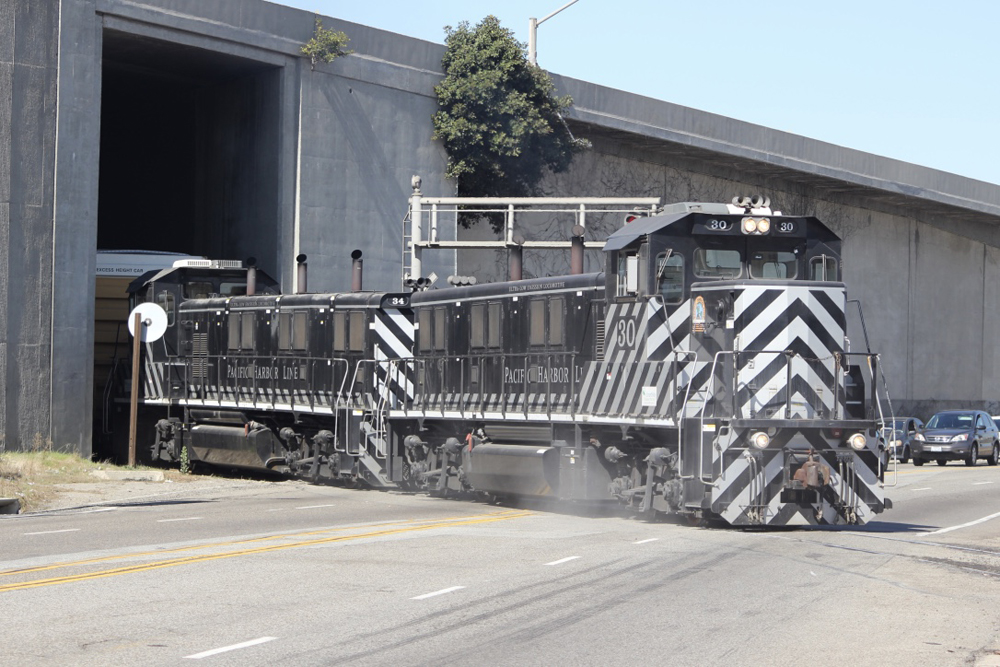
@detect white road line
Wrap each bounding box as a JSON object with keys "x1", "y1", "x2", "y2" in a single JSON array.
[
  {"x1": 185, "y1": 636, "x2": 276, "y2": 659},
  {"x1": 23, "y1": 528, "x2": 81, "y2": 536},
  {"x1": 157, "y1": 517, "x2": 203, "y2": 523},
  {"x1": 918, "y1": 510, "x2": 1000, "y2": 537},
  {"x1": 912, "y1": 487, "x2": 932, "y2": 491},
  {"x1": 973, "y1": 481, "x2": 994, "y2": 486},
  {"x1": 545, "y1": 556, "x2": 581, "y2": 566},
  {"x1": 633, "y1": 538, "x2": 659, "y2": 545},
  {"x1": 295, "y1": 504, "x2": 335, "y2": 510},
  {"x1": 74, "y1": 507, "x2": 118, "y2": 514},
  {"x1": 411, "y1": 586, "x2": 465, "y2": 600}
]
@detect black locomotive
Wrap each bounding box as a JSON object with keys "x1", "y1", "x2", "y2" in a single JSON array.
[{"x1": 114, "y1": 200, "x2": 892, "y2": 526}]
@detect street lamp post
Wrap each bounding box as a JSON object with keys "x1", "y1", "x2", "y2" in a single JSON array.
[{"x1": 528, "y1": 0, "x2": 580, "y2": 66}]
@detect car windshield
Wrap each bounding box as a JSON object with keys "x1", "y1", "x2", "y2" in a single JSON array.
[
  {"x1": 879, "y1": 420, "x2": 907, "y2": 432},
  {"x1": 926, "y1": 413, "x2": 974, "y2": 429}
]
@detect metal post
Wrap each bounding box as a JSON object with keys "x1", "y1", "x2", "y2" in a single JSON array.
[
  {"x1": 528, "y1": 0, "x2": 580, "y2": 66},
  {"x1": 410, "y1": 178, "x2": 423, "y2": 280},
  {"x1": 128, "y1": 312, "x2": 142, "y2": 467},
  {"x1": 430, "y1": 204, "x2": 438, "y2": 244},
  {"x1": 528, "y1": 17, "x2": 538, "y2": 65}
]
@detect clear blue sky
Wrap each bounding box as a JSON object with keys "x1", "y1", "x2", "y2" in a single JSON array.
[{"x1": 276, "y1": 0, "x2": 998, "y2": 185}]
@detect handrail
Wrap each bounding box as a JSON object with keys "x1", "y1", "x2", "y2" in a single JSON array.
[
  {"x1": 697, "y1": 350, "x2": 734, "y2": 485},
  {"x1": 665, "y1": 350, "x2": 698, "y2": 481}
]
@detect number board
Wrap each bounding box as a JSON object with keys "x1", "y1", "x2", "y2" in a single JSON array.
[
  {"x1": 380, "y1": 293, "x2": 411, "y2": 309},
  {"x1": 694, "y1": 218, "x2": 736, "y2": 234},
  {"x1": 773, "y1": 219, "x2": 798, "y2": 235}
]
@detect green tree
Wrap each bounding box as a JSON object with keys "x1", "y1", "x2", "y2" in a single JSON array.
[
  {"x1": 432, "y1": 16, "x2": 589, "y2": 232},
  {"x1": 301, "y1": 16, "x2": 352, "y2": 70}
]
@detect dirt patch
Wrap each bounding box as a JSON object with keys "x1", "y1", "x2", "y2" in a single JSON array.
[{"x1": 0, "y1": 451, "x2": 272, "y2": 513}]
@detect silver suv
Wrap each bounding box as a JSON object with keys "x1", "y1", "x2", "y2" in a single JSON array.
[{"x1": 912, "y1": 410, "x2": 1000, "y2": 467}]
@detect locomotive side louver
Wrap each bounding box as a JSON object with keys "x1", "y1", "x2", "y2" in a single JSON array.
[
  {"x1": 192, "y1": 333, "x2": 208, "y2": 379},
  {"x1": 595, "y1": 319, "x2": 605, "y2": 360}
]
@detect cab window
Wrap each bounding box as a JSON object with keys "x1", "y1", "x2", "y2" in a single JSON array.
[
  {"x1": 750, "y1": 251, "x2": 797, "y2": 279},
  {"x1": 156, "y1": 290, "x2": 175, "y2": 326},
  {"x1": 617, "y1": 251, "x2": 639, "y2": 296},
  {"x1": 810, "y1": 256, "x2": 839, "y2": 281},
  {"x1": 185, "y1": 281, "x2": 213, "y2": 299},
  {"x1": 693, "y1": 248, "x2": 741, "y2": 279},
  {"x1": 654, "y1": 252, "x2": 684, "y2": 304}
]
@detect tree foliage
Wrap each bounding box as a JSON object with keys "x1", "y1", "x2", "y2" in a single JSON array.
[
  {"x1": 432, "y1": 16, "x2": 589, "y2": 231},
  {"x1": 301, "y1": 16, "x2": 353, "y2": 70}
]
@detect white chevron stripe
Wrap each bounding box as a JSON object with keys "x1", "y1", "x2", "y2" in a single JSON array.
[
  {"x1": 737, "y1": 289, "x2": 843, "y2": 352},
  {"x1": 716, "y1": 454, "x2": 784, "y2": 524},
  {"x1": 373, "y1": 316, "x2": 412, "y2": 359}
]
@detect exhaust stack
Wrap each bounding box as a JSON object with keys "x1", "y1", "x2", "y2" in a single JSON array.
[
  {"x1": 296, "y1": 254, "x2": 307, "y2": 294},
  {"x1": 246, "y1": 257, "x2": 257, "y2": 296},
  {"x1": 509, "y1": 234, "x2": 524, "y2": 281},
  {"x1": 351, "y1": 249, "x2": 363, "y2": 291},
  {"x1": 571, "y1": 225, "x2": 585, "y2": 275}
]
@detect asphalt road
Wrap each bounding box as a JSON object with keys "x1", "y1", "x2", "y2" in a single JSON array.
[{"x1": 3, "y1": 462, "x2": 1000, "y2": 667}]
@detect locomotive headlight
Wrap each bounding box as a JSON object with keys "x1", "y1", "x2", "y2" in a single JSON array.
[
  {"x1": 750, "y1": 431, "x2": 770, "y2": 449},
  {"x1": 756, "y1": 218, "x2": 771, "y2": 233},
  {"x1": 742, "y1": 217, "x2": 758, "y2": 234},
  {"x1": 848, "y1": 433, "x2": 867, "y2": 450}
]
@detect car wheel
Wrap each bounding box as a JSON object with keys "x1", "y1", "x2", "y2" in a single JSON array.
[
  {"x1": 989, "y1": 442, "x2": 1000, "y2": 466},
  {"x1": 901, "y1": 445, "x2": 910, "y2": 464},
  {"x1": 937, "y1": 459, "x2": 948, "y2": 466},
  {"x1": 966, "y1": 444, "x2": 978, "y2": 467},
  {"x1": 913, "y1": 457, "x2": 924, "y2": 467}
]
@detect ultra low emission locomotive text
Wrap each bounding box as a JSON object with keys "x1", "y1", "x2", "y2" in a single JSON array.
[{"x1": 112, "y1": 192, "x2": 894, "y2": 527}]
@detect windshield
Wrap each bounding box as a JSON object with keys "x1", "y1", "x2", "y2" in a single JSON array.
[
  {"x1": 926, "y1": 413, "x2": 974, "y2": 429},
  {"x1": 879, "y1": 420, "x2": 907, "y2": 432}
]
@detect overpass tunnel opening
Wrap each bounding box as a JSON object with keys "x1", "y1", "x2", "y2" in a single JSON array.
[{"x1": 95, "y1": 30, "x2": 283, "y2": 458}]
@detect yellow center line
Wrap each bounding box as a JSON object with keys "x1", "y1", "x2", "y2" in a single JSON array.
[
  {"x1": 1, "y1": 510, "x2": 527, "y2": 580},
  {"x1": 1, "y1": 511, "x2": 532, "y2": 593}
]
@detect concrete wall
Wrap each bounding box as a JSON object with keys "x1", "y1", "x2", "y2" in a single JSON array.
[
  {"x1": 2, "y1": 1, "x2": 60, "y2": 452},
  {"x1": 296, "y1": 47, "x2": 452, "y2": 293},
  {"x1": 3, "y1": 0, "x2": 1000, "y2": 455}
]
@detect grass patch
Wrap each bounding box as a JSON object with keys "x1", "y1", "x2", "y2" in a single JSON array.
[{"x1": 0, "y1": 451, "x2": 196, "y2": 513}]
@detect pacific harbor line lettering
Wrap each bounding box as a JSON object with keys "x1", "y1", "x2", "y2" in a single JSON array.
[{"x1": 226, "y1": 362, "x2": 302, "y2": 381}]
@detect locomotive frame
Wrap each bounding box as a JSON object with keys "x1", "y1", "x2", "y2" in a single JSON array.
[{"x1": 111, "y1": 191, "x2": 894, "y2": 527}]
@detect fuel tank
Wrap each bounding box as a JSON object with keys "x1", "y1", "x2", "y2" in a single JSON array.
[
  {"x1": 188, "y1": 424, "x2": 282, "y2": 470},
  {"x1": 461, "y1": 444, "x2": 560, "y2": 497}
]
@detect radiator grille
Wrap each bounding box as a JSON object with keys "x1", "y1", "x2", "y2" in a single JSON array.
[{"x1": 192, "y1": 333, "x2": 208, "y2": 379}]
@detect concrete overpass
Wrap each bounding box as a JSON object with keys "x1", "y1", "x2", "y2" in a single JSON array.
[{"x1": 3, "y1": 0, "x2": 998, "y2": 455}]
